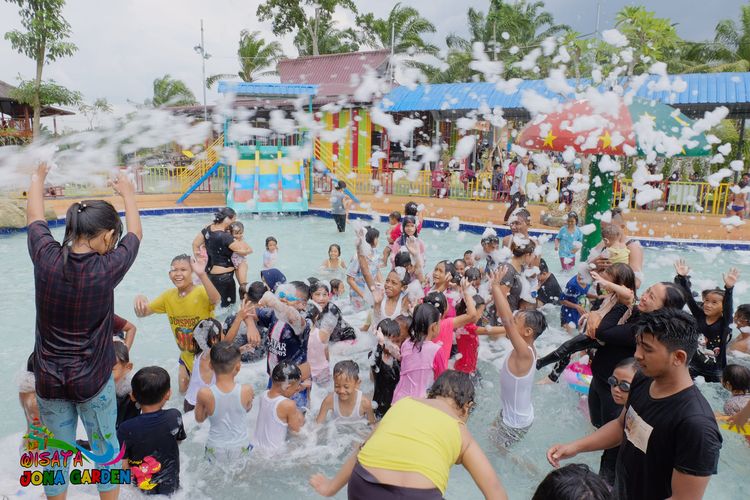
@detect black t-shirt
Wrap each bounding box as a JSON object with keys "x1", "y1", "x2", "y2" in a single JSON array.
[
  {"x1": 537, "y1": 273, "x2": 562, "y2": 305},
  {"x1": 117, "y1": 409, "x2": 187, "y2": 495},
  {"x1": 116, "y1": 393, "x2": 140, "y2": 429},
  {"x1": 369, "y1": 344, "x2": 401, "y2": 419},
  {"x1": 201, "y1": 226, "x2": 235, "y2": 270},
  {"x1": 615, "y1": 372, "x2": 722, "y2": 500}
]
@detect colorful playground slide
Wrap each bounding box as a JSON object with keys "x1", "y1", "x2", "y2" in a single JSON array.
[{"x1": 227, "y1": 146, "x2": 309, "y2": 213}]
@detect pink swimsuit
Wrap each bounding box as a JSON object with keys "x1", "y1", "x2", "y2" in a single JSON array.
[{"x1": 392, "y1": 339, "x2": 446, "y2": 403}]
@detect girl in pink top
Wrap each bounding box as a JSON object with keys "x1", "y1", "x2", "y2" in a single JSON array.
[
  {"x1": 424, "y1": 279, "x2": 477, "y2": 367},
  {"x1": 389, "y1": 216, "x2": 425, "y2": 268},
  {"x1": 392, "y1": 304, "x2": 447, "y2": 403}
]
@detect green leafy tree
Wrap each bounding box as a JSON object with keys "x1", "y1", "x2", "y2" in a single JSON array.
[
  {"x1": 10, "y1": 78, "x2": 81, "y2": 108},
  {"x1": 614, "y1": 6, "x2": 680, "y2": 76},
  {"x1": 293, "y1": 13, "x2": 359, "y2": 56},
  {"x1": 4, "y1": 0, "x2": 77, "y2": 139},
  {"x1": 78, "y1": 97, "x2": 112, "y2": 130},
  {"x1": 257, "y1": 0, "x2": 357, "y2": 57},
  {"x1": 151, "y1": 74, "x2": 197, "y2": 107},
  {"x1": 207, "y1": 30, "x2": 284, "y2": 88},
  {"x1": 678, "y1": 4, "x2": 750, "y2": 73},
  {"x1": 357, "y1": 3, "x2": 438, "y2": 54}
]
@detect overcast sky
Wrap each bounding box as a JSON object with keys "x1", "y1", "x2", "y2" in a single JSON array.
[{"x1": 0, "y1": 0, "x2": 745, "y2": 129}]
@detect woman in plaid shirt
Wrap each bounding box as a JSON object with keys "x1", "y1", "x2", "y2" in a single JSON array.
[{"x1": 26, "y1": 164, "x2": 142, "y2": 500}]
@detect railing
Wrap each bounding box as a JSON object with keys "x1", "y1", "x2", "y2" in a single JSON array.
[
  {"x1": 179, "y1": 135, "x2": 224, "y2": 192},
  {"x1": 313, "y1": 139, "x2": 356, "y2": 194},
  {"x1": 612, "y1": 179, "x2": 731, "y2": 214}
]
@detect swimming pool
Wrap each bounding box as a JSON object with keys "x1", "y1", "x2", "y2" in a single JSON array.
[{"x1": 1, "y1": 213, "x2": 749, "y2": 499}]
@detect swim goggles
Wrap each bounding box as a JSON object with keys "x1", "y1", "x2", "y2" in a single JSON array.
[
  {"x1": 607, "y1": 376, "x2": 631, "y2": 392},
  {"x1": 278, "y1": 291, "x2": 299, "y2": 302}
]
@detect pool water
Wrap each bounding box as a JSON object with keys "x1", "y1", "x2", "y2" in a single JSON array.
[{"x1": 1, "y1": 213, "x2": 749, "y2": 499}]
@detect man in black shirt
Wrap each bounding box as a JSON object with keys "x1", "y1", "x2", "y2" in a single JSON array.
[{"x1": 546, "y1": 309, "x2": 722, "y2": 500}]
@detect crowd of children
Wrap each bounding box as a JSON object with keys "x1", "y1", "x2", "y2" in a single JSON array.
[{"x1": 20, "y1": 173, "x2": 750, "y2": 499}]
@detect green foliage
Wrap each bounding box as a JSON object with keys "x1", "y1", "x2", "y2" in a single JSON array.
[
  {"x1": 207, "y1": 30, "x2": 284, "y2": 88},
  {"x1": 677, "y1": 4, "x2": 750, "y2": 73},
  {"x1": 257, "y1": 0, "x2": 357, "y2": 56},
  {"x1": 357, "y1": 3, "x2": 438, "y2": 54},
  {"x1": 4, "y1": 0, "x2": 77, "y2": 63},
  {"x1": 78, "y1": 97, "x2": 113, "y2": 130},
  {"x1": 151, "y1": 75, "x2": 197, "y2": 107},
  {"x1": 10, "y1": 78, "x2": 81, "y2": 106},
  {"x1": 614, "y1": 6, "x2": 680, "y2": 76},
  {"x1": 293, "y1": 13, "x2": 359, "y2": 57}
]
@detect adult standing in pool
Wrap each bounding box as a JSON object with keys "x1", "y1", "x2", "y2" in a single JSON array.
[
  {"x1": 309, "y1": 370, "x2": 507, "y2": 499},
  {"x1": 26, "y1": 164, "x2": 142, "y2": 500},
  {"x1": 330, "y1": 180, "x2": 350, "y2": 232},
  {"x1": 192, "y1": 207, "x2": 251, "y2": 308}
]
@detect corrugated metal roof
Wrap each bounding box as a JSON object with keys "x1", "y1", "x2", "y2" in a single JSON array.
[
  {"x1": 217, "y1": 82, "x2": 318, "y2": 96},
  {"x1": 382, "y1": 72, "x2": 750, "y2": 114},
  {"x1": 278, "y1": 50, "x2": 390, "y2": 99}
]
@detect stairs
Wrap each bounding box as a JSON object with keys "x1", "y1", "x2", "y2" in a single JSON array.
[
  {"x1": 179, "y1": 134, "x2": 224, "y2": 192},
  {"x1": 313, "y1": 139, "x2": 356, "y2": 193}
]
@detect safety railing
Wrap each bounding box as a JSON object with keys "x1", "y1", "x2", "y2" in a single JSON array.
[
  {"x1": 313, "y1": 139, "x2": 355, "y2": 194},
  {"x1": 179, "y1": 134, "x2": 224, "y2": 192},
  {"x1": 612, "y1": 179, "x2": 732, "y2": 214}
]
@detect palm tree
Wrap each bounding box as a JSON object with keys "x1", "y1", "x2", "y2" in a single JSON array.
[
  {"x1": 357, "y1": 3, "x2": 438, "y2": 54},
  {"x1": 207, "y1": 30, "x2": 284, "y2": 88},
  {"x1": 151, "y1": 75, "x2": 197, "y2": 107},
  {"x1": 679, "y1": 4, "x2": 750, "y2": 73},
  {"x1": 294, "y1": 13, "x2": 359, "y2": 56}
]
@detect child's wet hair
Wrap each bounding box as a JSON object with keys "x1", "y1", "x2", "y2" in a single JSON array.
[
  {"x1": 389, "y1": 267, "x2": 411, "y2": 287},
  {"x1": 404, "y1": 201, "x2": 418, "y2": 216},
  {"x1": 330, "y1": 279, "x2": 343, "y2": 293},
  {"x1": 171, "y1": 253, "x2": 191, "y2": 266},
  {"x1": 272, "y1": 360, "x2": 302, "y2": 382},
  {"x1": 213, "y1": 207, "x2": 236, "y2": 223},
  {"x1": 532, "y1": 463, "x2": 611, "y2": 500},
  {"x1": 521, "y1": 310, "x2": 548, "y2": 339},
  {"x1": 377, "y1": 318, "x2": 401, "y2": 338},
  {"x1": 736, "y1": 303, "x2": 750, "y2": 322},
  {"x1": 389, "y1": 211, "x2": 402, "y2": 222},
  {"x1": 131, "y1": 366, "x2": 171, "y2": 406},
  {"x1": 614, "y1": 357, "x2": 637, "y2": 371},
  {"x1": 210, "y1": 341, "x2": 241, "y2": 375},
  {"x1": 246, "y1": 281, "x2": 267, "y2": 303},
  {"x1": 410, "y1": 303, "x2": 441, "y2": 350},
  {"x1": 511, "y1": 239, "x2": 536, "y2": 257},
  {"x1": 453, "y1": 258, "x2": 466, "y2": 268},
  {"x1": 193, "y1": 318, "x2": 223, "y2": 353},
  {"x1": 634, "y1": 309, "x2": 699, "y2": 359},
  {"x1": 512, "y1": 208, "x2": 531, "y2": 223},
  {"x1": 395, "y1": 314, "x2": 412, "y2": 332},
  {"x1": 465, "y1": 267, "x2": 481, "y2": 282},
  {"x1": 290, "y1": 280, "x2": 311, "y2": 300},
  {"x1": 394, "y1": 251, "x2": 412, "y2": 268},
  {"x1": 310, "y1": 280, "x2": 331, "y2": 295},
  {"x1": 481, "y1": 234, "x2": 500, "y2": 246},
  {"x1": 328, "y1": 243, "x2": 341, "y2": 256},
  {"x1": 455, "y1": 295, "x2": 485, "y2": 316},
  {"x1": 539, "y1": 258, "x2": 549, "y2": 274},
  {"x1": 601, "y1": 224, "x2": 622, "y2": 241},
  {"x1": 722, "y1": 364, "x2": 750, "y2": 393},
  {"x1": 333, "y1": 360, "x2": 360, "y2": 381},
  {"x1": 401, "y1": 215, "x2": 418, "y2": 232},
  {"x1": 365, "y1": 227, "x2": 380, "y2": 246},
  {"x1": 606, "y1": 263, "x2": 637, "y2": 296},
  {"x1": 424, "y1": 291, "x2": 447, "y2": 316},
  {"x1": 229, "y1": 221, "x2": 244, "y2": 234},
  {"x1": 701, "y1": 287, "x2": 725, "y2": 300},
  {"x1": 436, "y1": 260, "x2": 457, "y2": 281},
  {"x1": 113, "y1": 340, "x2": 130, "y2": 364},
  {"x1": 265, "y1": 236, "x2": 278, "y2": 248},
  {"x1": 464, "y1": 250, "x2": 473, "y2": 258},
  {"x1": 427, "y1": 370, "x2": 475, "y2": 408},
  {"x1": 62, "y1": 200, "x2": 123, "y2": 275}
]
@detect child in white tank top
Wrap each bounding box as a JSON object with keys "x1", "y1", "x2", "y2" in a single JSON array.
[
  {"x1": 254, "y1": 361, "x2": 306, "y2": 452},
  {"x1": 315, "y1": 360, "x2": 376, "y2": 425},
  {"x1": 194, "y1": 342, "x2": 254, "y2": 463},
  {"x1": 184, "y1": 319, "x2": 223, "y2": 412}
]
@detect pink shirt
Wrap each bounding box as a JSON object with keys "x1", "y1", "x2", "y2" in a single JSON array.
[
  {"x1": 392, "y1": 339, "x2": 446, "y2": 403},
  {"x1": 436, "y1": 317, "x2": 455, "y2": 366}
]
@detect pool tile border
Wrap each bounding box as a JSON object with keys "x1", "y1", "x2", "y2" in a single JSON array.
[{"x1": 3, "y1": 205, "x2": 749, "y2": 251}]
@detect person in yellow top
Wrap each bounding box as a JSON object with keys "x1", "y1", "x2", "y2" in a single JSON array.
[
  {"x1": 310, "y1": 370, "x2": 507, "y2": 499},
  {"x1": 134, "y1": 253, "x2": 222, "y2": 393}
]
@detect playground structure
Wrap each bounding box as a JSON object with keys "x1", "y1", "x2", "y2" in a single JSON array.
[{"x1": 176, "y1": 82, "x2": 360, "y2": 212}]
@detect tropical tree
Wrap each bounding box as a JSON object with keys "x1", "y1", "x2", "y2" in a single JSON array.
[
  {"x1": 357, "y1": 3, "x2": 438, "y2": 54},
  {"x1": 293, "y1": 13, "x2": 360, "y2": 57},
  {"x1": 614, "y1": 6, "x2": 680, "y2": 76},
  {"x1": 257, "y1": 0, "x2": 357, "y2": 56},
  {"x1": 207, "y1": 30, "x2": 284, "y2": 88},
  {"x1": 150, "y1": 75, "x2": 197, "y2": 107},
  {"x1": 10, "y1": 78, "x2": 81, "y2": 109},
  {"x1": 4, "y1": 0, "x2": 77, "y2": 139},
  {"x1": 78, "y1": 97, "x2": 113, "y2": 130},
  {"x1": 678, "y1": 4, "x2": 750, "y2": 73}
]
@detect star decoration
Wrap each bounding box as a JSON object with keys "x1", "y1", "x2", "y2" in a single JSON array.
[
  {"x1": 599, "y1": 130, "x2": 613, "y2": 149},
  {"x1": 543, "y1": 130, "x2": 557, "y2": 148}
]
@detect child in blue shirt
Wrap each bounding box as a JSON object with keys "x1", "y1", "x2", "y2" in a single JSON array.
[
  {"x1": 555, "y1": 212, "x2": 583, "y2": 271},
  {"x1": 560, "y1": 273, "x2": 590, "y2": 334}
]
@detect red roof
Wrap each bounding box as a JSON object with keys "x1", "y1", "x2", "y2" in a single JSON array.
[{"x1": 278, "y1": 50, "x2": 390, "y2": 100}]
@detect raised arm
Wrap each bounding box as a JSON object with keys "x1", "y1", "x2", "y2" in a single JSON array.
[
  {"x1": 112, "y1": 172, "x2": 142, "y2": 241},
  {"x1": 26, "y1": 163, "x2": 48, "y2": 224},
  {"x1": 192, "y1": 255, "x2": 221, "y2": 306},
  {"x1": 452, "y1": 278, "x2": 477, "y2": 329},
  {"x1": 590, "y1": 271, "x2": 633, "y2": 305},
  {"x1": 491, "y1": 268, "x2": 529, "y2": 358},
  {"x1": 258, "y1": 291, "x2": 304, "y2": 331},
  {"x1": 674, "y1": 259, "x2": 703, "y2": 318}
]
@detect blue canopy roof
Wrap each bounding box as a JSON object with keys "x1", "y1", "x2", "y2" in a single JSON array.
[
  {"x1": 217, "y1": 82, "x2": 318, "y2": 97},
  {"x1": 382, "y1": 72, "x2": 750, "y2": 116}
]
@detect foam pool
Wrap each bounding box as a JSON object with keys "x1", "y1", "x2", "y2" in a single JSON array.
[{"x1": 1, "y1": 213, "x2": 749, "y2": 499}]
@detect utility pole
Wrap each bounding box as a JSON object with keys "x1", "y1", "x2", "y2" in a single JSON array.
[
  {"x1": 194, "y1": 19, "x2": 210, "y2": 121},
  {"x1": 595, "y1": 0, "x2": 602, "y2": 38},
  {"x1": 390, "y1": 22, "x2": 396, "y2": 84}
]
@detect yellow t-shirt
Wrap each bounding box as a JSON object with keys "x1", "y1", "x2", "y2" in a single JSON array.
[
  {"x1": 149, "y1": 285, "x2": 214, "y2": 372},
  {"x1": 357, "y1": 397, "x2": 462, "y2": 494},
  {"x1": 605, "y1": 246, "x2": 631, "y2": 265}
]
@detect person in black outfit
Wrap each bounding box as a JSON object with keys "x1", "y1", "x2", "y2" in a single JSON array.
[
  {"x1": 368, "y1": 318, "x2": 403, "y2": 419},
  {"x1": 536, "y1": 259, "x2": 562, "y2": 306},
  {"x1": 192, "y1": 207, "x2": 250, "y2": 308},
  {"x1": 673, "y1": 258, "x2": 738, "y2": 382},
  {"x1": 118, "y1": 367, "x2": 187, "y2": 496},
  {"x1": 547, "y1": 309, "x2": 722, "y2": 500}
]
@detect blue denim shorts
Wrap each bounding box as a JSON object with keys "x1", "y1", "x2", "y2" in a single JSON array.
[{"x1": 36, "y1": 375, "x2": 119, "y2": 497}]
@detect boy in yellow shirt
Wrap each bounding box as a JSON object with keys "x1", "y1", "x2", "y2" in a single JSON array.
[{"x1": 134, "y1": 253, "x2": 222, "y2": 392}]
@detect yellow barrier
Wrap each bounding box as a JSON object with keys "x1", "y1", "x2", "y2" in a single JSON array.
[
  {"x1": 612, "y1": 179, "x2": 732, "y2": 215},
  {"x1": 314, "y1": 139, "x2": 355, "y2": 194},
  {"x1": 179, "y1": 135, "x2": 224, "y2": 192}
]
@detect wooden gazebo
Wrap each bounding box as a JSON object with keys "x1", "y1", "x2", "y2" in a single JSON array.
[{"x1": 0, "y1": 79, "x2": 75, "y2": 141}]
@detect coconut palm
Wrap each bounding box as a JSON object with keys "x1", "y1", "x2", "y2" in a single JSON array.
[
  {"x1": 357, "y1": 3, "x2": 438, "y2": 54},
  {"x1": 151, "y1": 75, "x2": 197, "y2": 107},
  {"x1": 293, "y1": 13, "x2": 359, "y2": 56},
  {"x1": 678, "y1": 4, "x2": 750, "y2": 73},
  {"x1": 207, "y1": 30, "x2": 284, "y2": 89}
]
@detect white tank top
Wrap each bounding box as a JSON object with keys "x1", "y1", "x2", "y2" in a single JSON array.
[
  {"x1": 332, "y1": 390, "x2": 363, "y2": 422},
  {"x1": 380, "y1": 293, "x2": 405, "y2": 320},
  {"x1": 185, "y1": 352, "x2": 216, "y2": 406},
  {"x1": 499, "y1": 346, "x2": 536, "y2": 429},
  {"x1": 206, "y1": 384, "x2": 249, "y2": 449},
  {"x1": 254, "y1": 391, "x2": 289, "y2": 451}
]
